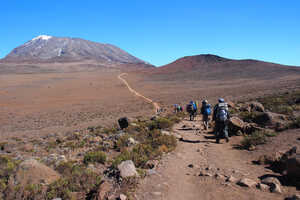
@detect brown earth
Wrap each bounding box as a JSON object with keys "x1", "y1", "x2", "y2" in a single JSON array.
[
  {"x1": 0, "y1": 57, "x2": 300, "y2": 199},
  {"x1": 136, "y1": 117, "x2": 299, "y2": 200}
]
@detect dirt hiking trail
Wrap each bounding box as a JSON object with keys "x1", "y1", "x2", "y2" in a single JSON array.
[
  {"x1": 118, "y1": 73, "x2": 160, "y2": 113},
  {"x1": 135, "y1": 116, "x2": 286, "y2": 200},
  {"x1": 118, "y1": 74, "x2": 293, "y2": 199}
]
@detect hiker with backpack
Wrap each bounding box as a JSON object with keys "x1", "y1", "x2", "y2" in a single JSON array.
[
  {"x1": 213, "y1": 98, "x2": 230, "y2": 143},
  {"x1": 186, "y1": 101, "x2": 197, "y2": 121},
  {"x1": 174, "y1": 104, "x2": 182, "y2": 113},
  {"x1": 201, "y1": 100, "x2": 211, "y2": 130}
]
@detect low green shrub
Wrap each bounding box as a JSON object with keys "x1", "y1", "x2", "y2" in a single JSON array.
[
  {"x1": 241, "y1": 130, "x2": 267, "y2": 149},
  {"x1": 51, "y1": 162, "x2": 102, "y2": 199},
  {"x1": 257, "y1": 90, "x2": 300, "y2": 116},
  {"x1": 146, "y1": 117, "x2": 174, "y2": 130},
  {"x1": 46, "y1": 178, "x2": 72, "y2": 200},
  {"x1": 83, "y1": 151, "x2": 107, "y2": 164},
  {"x1": 287, "y1": 116, "x2": 300, "y2": 129},
  {"x1": 0, "y1": 155, "x2": 18, "y2": 193},
  {"x1": 115, "y1": 134, "x2": 130, "y2": 151},
  {"x1": 103, "y1": 125, "x2": 118, "y2": 135}
]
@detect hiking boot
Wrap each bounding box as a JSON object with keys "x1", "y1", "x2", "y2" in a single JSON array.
[{"x1": 226, "y1": 137, "x2": 229, "y2": 143}]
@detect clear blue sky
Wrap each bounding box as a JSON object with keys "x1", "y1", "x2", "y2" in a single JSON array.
[{"x1": 1, "y1": 0, "x2": 300, "y2": 66}]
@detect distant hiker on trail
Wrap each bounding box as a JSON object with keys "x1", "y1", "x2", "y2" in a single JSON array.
[
  {"x1": 174, "y1": 104, "x2": 183, "y2": 113},
  {"x1": 201, "y1": 100, "x2": 211, "y2": 130},
  {"x1": 186, "y1": 101, "x2": 197, "y2": 121},
  {"x1": 213, "y1": 98, "x2": 230, "y2": 143}
]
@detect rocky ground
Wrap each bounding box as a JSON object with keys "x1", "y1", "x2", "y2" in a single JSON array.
[
  {"x1": 0, "y1": 69, "x2": 299, "y2": 200},
  {"x1": 136, "y1": 116, "x2": 299, "y2": 200}
]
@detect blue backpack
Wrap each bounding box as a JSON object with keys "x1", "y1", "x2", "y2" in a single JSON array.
[
  {"x1": 204, "y1": 104, "x2": 211, "y2": 115},
  {"x1": 192, "y1": 102, "x2": 197, "y2": 111}
]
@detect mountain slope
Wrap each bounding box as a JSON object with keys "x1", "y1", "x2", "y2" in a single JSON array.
[
  {"x1": 3, "y1": 35, "x2": 146, "y2": 64},
  {"x1": 154, "y1": 54, "x2": 300, "y2": 80}
]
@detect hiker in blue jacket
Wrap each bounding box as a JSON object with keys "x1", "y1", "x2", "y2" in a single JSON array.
[
  {"x1": 201, "y1": 100, "x2": 211, "y2": 130},
  {"x1": 187, "y1": 101, "x2": 197, "y2": 121},
  {"x1": 213, "y1": 98, "x2": 230, "y2": 143}
]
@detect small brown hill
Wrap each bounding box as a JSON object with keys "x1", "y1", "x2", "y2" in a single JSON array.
[{"x1": 153, "y1": 54, "x2": 300, "y2": 81}]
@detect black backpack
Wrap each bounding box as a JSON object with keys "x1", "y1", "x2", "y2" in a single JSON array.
[
  {"x1": 118, "y1": 117, "x2": 129, "y2": 129},
  {"x1": 186, "y1": 104, "x2": 194, "y2": 113}
]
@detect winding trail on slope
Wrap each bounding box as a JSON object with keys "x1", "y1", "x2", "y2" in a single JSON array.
[{"x1": 118, "y1": 73, "x2": 160, "y2": 113}]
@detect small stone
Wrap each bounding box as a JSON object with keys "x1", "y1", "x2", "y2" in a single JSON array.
[
  {"x1": 249, "y1": 145, "x2": 256, "y2": 151},
  {"x1": 162, "y1": 130, "x2": 171, "y2": 135},
  {"x1": 261, "y1": 177, "x2": 281, "y2": 186},
  {"x1": 237, "y1": 178, "x2": 257, "y2": 187},
  {"x1": 214, "y1": 173, "x2": 226, "y2": 180},
  {"x1": 256, "y1": 183, "x2": 270, "y2": 191},
  {"x1": 226, "y1": 176, "x2": 238, "y2": 183},
  {"x1": 127, "y1": 137, "x2": 136, "y2": 146},
  {"x1": 145, "y1": 160, "x2": 159, "y2": 169},
  {"x1": 199, "y1": 171, "x2": 213, "y2": 177},
  {"x1": 152, "y1": 192, "x2": 161, "y2": 196},
  {"x1": 188, "y1": 164, "x2": 194, "y2": 168},
  {"x1": 270, "y1": 183, "x2": 282, "y2": 194},
  {"x1": 97, "y1": 181, "x2": 112, "y2": 200},
  {"x1": 119, "y1": 194, "x2": 127, "y2": 200}
]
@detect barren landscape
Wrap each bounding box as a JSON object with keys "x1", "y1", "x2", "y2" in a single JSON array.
[{"x1": 0, "y1": 38, "x2": 300, "y2": 200}]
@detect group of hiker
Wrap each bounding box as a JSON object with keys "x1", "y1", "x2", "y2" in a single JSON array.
[{"x1": 175, "y1": 98, "x2": 230, "y2": 143}]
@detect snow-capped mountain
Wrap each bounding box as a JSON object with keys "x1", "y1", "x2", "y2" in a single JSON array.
[{"x1": 3, "y1": 35, "x2": 146, "y2": 64}]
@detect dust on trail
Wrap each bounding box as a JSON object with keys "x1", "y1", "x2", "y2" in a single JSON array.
[
  {"x1": 136, "y1": 116, "x2": 284, "y2": 200},
  {"x1": 118, "y1": 73, "x2": 160, "y2": 113}
]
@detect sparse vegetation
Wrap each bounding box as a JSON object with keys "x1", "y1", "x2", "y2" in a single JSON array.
[
  {"x1": 49, "y1": 161, "x2": 102, "y2": 199},
  {"x1": 112, "y1": 128, "x2": 177, "y2": 168},
  {"x1": 83, "y1": 151, "x2": 107, "y2": 164},
  {"x1": 287, "y1": 116, "x2": 300, "y2": 129},
  {"x1": 0, "y1": 155, "x2": 18, "y2": 193},
  {"x1": 241, "y1": 130, "x2": 269, "y2": 149},
  {"x1": 257, "y1": 91, "x2": 300, "y2": 116},
  {"x1": 239, "y1": 111, "x2": 266, "y2": 124},
  {"x1": 146, "y1": 117, "x2": 174, "y2": 130},
  {"x1": 103, "y1": 125, "x2": 118, "y2": 135}
]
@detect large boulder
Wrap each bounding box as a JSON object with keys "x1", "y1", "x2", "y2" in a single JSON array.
[
  {"x1": 228, "y1": 117, "x2": 246, "y2": 135},
  {"x1": 243, "y1": 123, "x2": 265, "y2": 135},
  {"x1": 261, "y1": 177, "x2": 281, "y2": 186},
  {"x1": 117, "y1": 160, "x2": 138, "y2": 178},
  {"x1": 275, "y1": 147, "x2": 300, "y2": 185},
  {"x1": 261, "y1": 177, "x2": 282, "y2": 194},
  {"x1": 246, "y1": 111, "x2": 288, "y2": 129},
  {"x1": 240, "y1": 101, "x2": 265, "y2": 112},
  {"x1": 249, "y1": 102, "x2": 265, "y2": 112},
  {"x1": 12, "y1": 159, "x2": 60, "y2": 186}
]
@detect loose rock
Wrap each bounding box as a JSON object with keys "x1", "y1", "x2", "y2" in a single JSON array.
[
  {"x1": 256, "y1": 183, "x2": 270, "y2": 191},
  {"x1": 97, "y1": 181, "x2": 113, "y2": 200},
  {"x1": 118, "y1": 160, "x2": 138, "y2": 178},
  {"x1": 237, "y1": 178, "x2": 257, "y2": 187},
  {"x1": 226, "y1": 176, "x2": 238, "y2": 183},
  {"x1": 119, "y1": 194, "x2": 127, "y2": 200},
  {"x1": 14, "y1": 158, "x2": 60, "y2": 186}
]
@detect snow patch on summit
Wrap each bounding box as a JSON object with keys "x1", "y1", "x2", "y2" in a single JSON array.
[{"x1": 32, "y1": 35, "x2": 52, "y2": 41}]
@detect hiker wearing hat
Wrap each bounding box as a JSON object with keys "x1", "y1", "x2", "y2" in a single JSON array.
[{"x1": 213, "y1": 98, "x2": 230, "y2": 143}]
